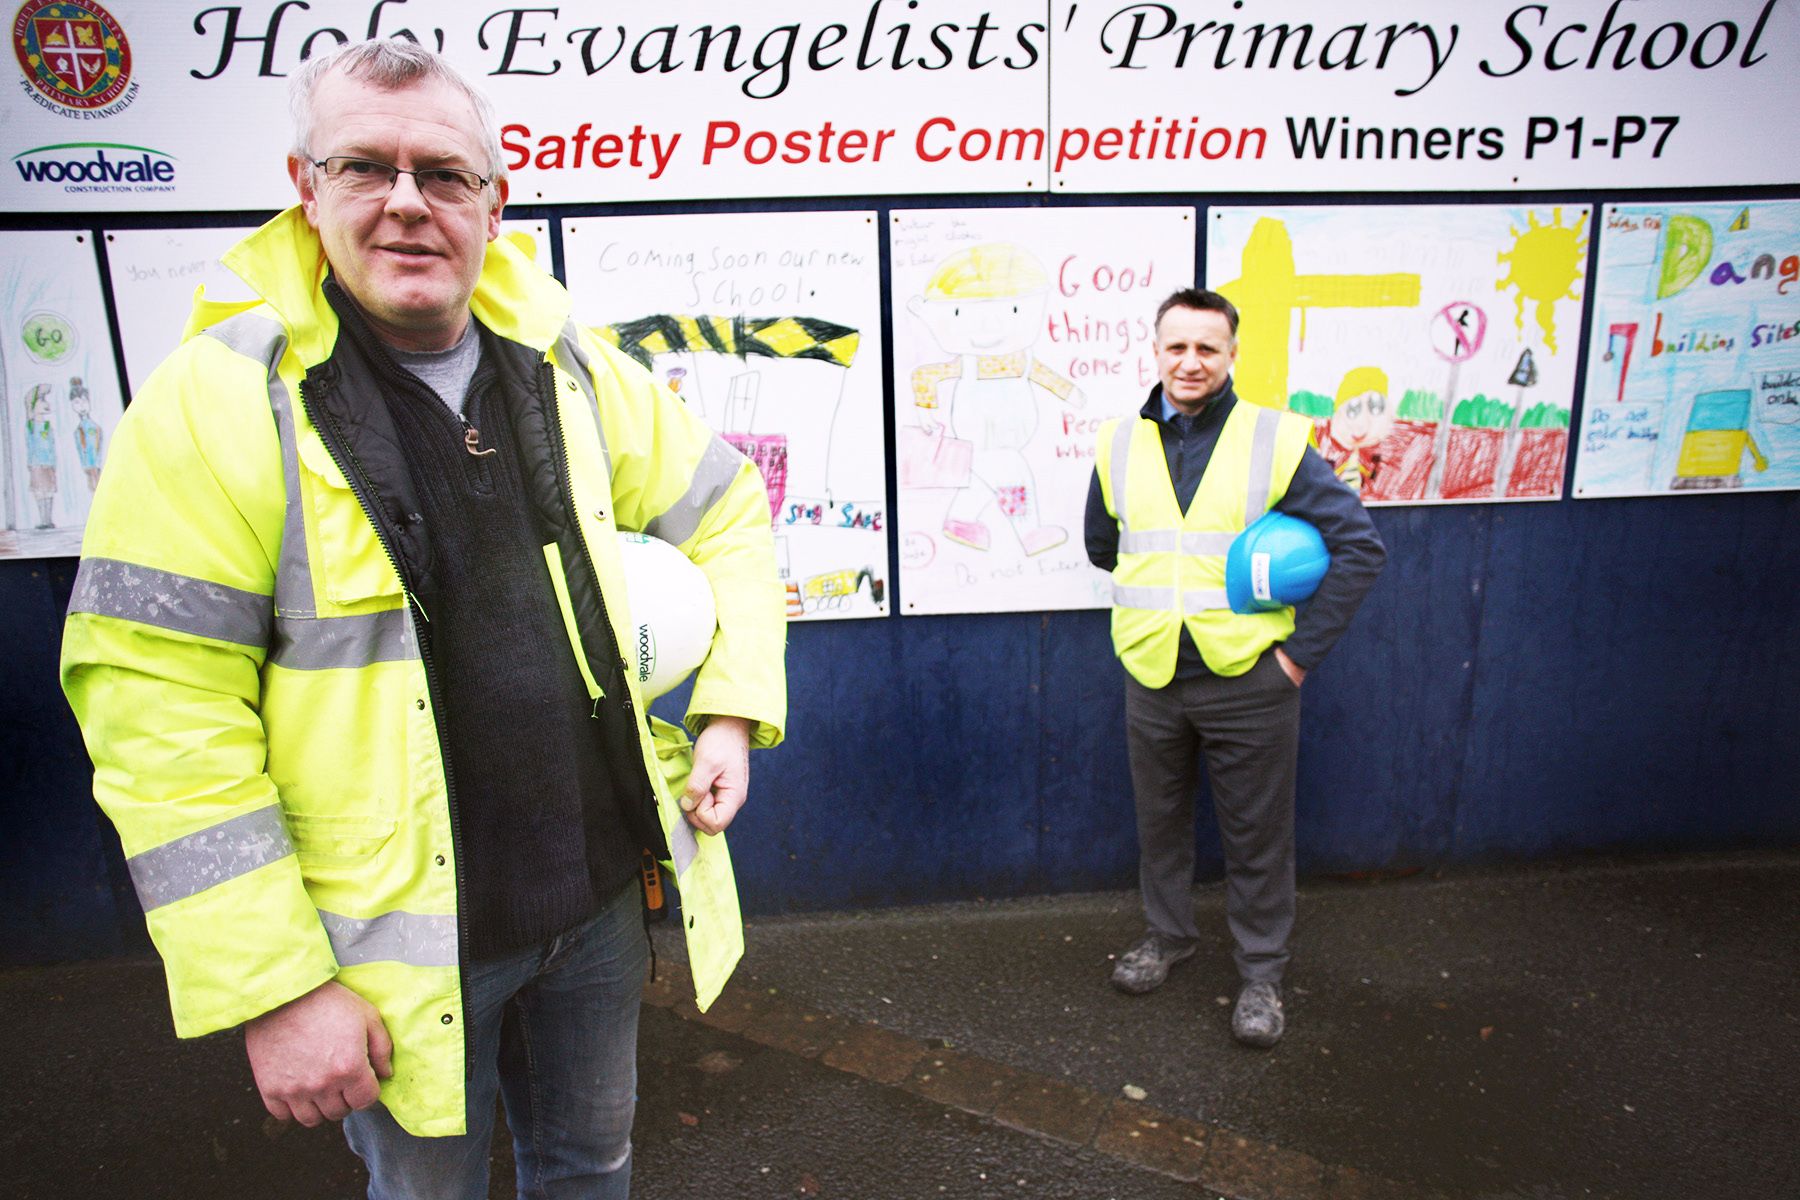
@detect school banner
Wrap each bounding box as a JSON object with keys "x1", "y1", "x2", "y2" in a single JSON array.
[
  {"x1": 1049, "y1": 0, "x2": 1796, "y2": 193},
  {"x1": 5, "y1": 1, "x2": 1796, "y2": 212}
]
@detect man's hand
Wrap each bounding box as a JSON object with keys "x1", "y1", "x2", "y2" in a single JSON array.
[
  {"x1": 1274, "y1": 647, "x2": 1307, "y2": 688},
  {"x1": 683, "y1": 715, "x2": 752, "y2": 835},
  {"x1": 244, "y1": 980, "x2": 393, "y2": 1127}
]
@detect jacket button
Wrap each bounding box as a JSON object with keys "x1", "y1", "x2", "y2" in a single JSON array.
[
  {"x1": 441, "y1": 1013, "x2": 454, "y2": 1025},
  {"x1": 435, "y1": 855, "x2": 446, "y2": 866},
  {"x1": 416, "y1": 698, "x2": 426, "y2": 710}
]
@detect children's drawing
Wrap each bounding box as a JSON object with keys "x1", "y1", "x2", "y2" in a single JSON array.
[
  {"x1": 499, "y1": 219, "x2": 554, "y2": 275},
  {"x1": 892, "y1": 207, "x2": 1194, "y2": 615},
  {"x1": 1573, "y1": 200, "x2": 1800, "y2": 498},
  {"x1": 1320, "y1": 366, "x2": 1393, "y2": 491},
  {"x1": 1210, "y1": 205, "x2": 1590, "y2": 505},
  {"x1": 907, "y1": 243, "x2": 1081, "y2": 557},
  {"x1": 70, "y1": 375, "x2": 101, "y2": 491},
  {"x1": 561, "y1": 211, "x2": 887, "y2": 620},
  {"x1": 103, "y1": 227, "x2": 258, "y2": 394},
  {"x1": 1, "y1": 232, "x2": 124, "y2": 559}
]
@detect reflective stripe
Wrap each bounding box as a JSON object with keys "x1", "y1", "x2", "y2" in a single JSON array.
[
  {"x1": 128, "y1": 806, "x2": 294, "y2": 912},
  {"x1": 1119, "y1": 529, "x2": 1177, "y2": 554},
  {"x1": 644, "y1": 434, "x2": 746, "y2": 548},
  {"x1": 318, "y1": 910, "x2": 457, "y2": 968},
  {"x1": 204, "y1": 313, "x2": 423, "y2": 669},
  {"x1": 557, "y1": 320, "x2": 612, "y2": 477},
  {"x1": 1120, "y1": 530, "x2": 1233, "y2": 556},
  {"x1": 1183, "y1": 588, "x2": 1232, "y2": 611},
  {"x1": 1113, "y1": 583, "x2": 1175, "y2": 610},
  {"x1": 1245, "y1": 406, "x2": 1280, "y2": 524},
  {"x1": 1110, "y1": 419, "x2": 1136, "y2": 528},
  {"x1": 204, "y1": 314, "x2": 314, "y2": 620},
  {"x1": 70, "y1": 557, "x2": 272, "y2": 648},
  {"x1": 1114, "y1": 420, "x2": 1239, "y2": 559},
  {"x1": 668, "y1": 818, "x2": 699, "y2": 879},
  {"x1": 269, "y1": 609, "x2": 415, "y2": 670},
  {"x1": 1182, "y1": 532, "x2": 1235, "y2": 556}
]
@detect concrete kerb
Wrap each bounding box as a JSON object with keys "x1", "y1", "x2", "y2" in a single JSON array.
[{"x1": 649, "y1": 959, "x2": 1434, "y2": 1200}]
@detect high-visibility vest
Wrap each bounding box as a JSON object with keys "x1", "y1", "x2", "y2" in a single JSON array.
[
  {"x1": 1096, "y1": 401, "x2": 1314, "y2": 686},
  {"x1": 61, "y1": 207, "x2": 786, "y2": 1137}
]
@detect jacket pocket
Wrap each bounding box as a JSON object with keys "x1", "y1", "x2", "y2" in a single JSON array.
[
  {"x1": 298, "y1": 434, "x2": 403, "y2": 605},
  {"x1": 286, "y1": 810, "x2": 397, "y2": 867}
]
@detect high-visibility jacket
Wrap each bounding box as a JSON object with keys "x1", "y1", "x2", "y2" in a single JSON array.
[
  {"x1": 60, "y1": 208, "x2": 786, "y2": 1137},
  {"x1": 1095, "y1": 401, "x2": 1313, "y2": 686}
]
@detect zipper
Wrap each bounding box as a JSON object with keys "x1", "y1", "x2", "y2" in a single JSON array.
[
  {"x1": 539, "y1": 361, "x2": 659, "y2": 840},
  {"x1": 460, "y1": 413, "x2": 497, "y2": 458},
  {"x1": 297, "y1": 372, "x2": 473, "y2": 1073}
]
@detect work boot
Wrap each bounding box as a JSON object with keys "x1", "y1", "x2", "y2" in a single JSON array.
[
  {"x1": 1109, "y1": 932, "x2": 1196, "y2": 995},
  {"x1": 1231, "y1": 980, "x2": 1284, "y2": 1048}
]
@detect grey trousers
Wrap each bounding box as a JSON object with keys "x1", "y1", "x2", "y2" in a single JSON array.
[{"x1": 1124, "y1": 649, "x2": 1302, "y2": 984}]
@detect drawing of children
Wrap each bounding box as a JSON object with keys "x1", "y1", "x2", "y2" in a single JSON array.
[
  {"x1": 25, "y1": 382, "x2": 58, "y2": 528},
  {"x1": 70, "y1": 375, "x2": 103, "y2": 492},
  {"x1": 1322, "y1": 366, "x2": 1394, "y2": 494},
  {"x1": 906, "y1": 243, "x2": 1084, "y2": 556}
]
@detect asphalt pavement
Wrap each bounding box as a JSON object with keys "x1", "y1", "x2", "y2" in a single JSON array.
[{"x1": 3, "y1": 851, "x2": 1795, "y2": 1199}]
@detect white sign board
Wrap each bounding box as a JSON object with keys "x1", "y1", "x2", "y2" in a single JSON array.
[
  {"x1": 1, "y1": 231, "x2": 126, "y2": 558},
  {"x1": 4, "y1": 2, "x2": 1794, "y2": 211},
  {"x1": 891, "y1": 206, "x2": 1194, "y2": 615},
  {"x1": 1051, "y1": 0, "x2": 1798, "y2": 192},
  {"x1": 562, "y1": 210, "x2": 889, "y2": 620},
  {"x1": 3, "y1": 0, "x2": 1050, "y2": 212}
]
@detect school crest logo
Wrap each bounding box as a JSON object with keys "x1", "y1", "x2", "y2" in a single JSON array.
[{"x1": 13, "y1": 1, "x2": 135, "y2": 115}]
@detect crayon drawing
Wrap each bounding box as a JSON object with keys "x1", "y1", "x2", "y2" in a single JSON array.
[
  {"x1": 104, "y1": 227, "x2": 258, "y2": 394},
  {"x1": 1210, "y1": 205, "x2": 1591, "y2": 504},
  {"x1": 1, "y1": 232, "x2": 125, "y2": 559},
  {"x1": 561, "y1": 210, "x2": 887, "y2": 620},
  {"x1": 891, "y1": 207, "x2": 1194, "y2": 615},
  {"x1": 1573, "y1": 200, "x2": 1800, "y2": 498}
]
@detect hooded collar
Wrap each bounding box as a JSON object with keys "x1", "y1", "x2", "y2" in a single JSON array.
[{"x1": 214, "y1": 206, "x2": 571, "y2": 367}]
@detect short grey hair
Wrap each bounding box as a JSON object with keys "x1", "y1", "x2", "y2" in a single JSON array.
[{"x1": 289, "y1": 38, "x2": 507, "y2": 182}]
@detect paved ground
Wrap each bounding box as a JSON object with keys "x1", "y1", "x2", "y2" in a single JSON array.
[{"x1": 2, "y1": 852, "x2": 1795, "y2": 1199}]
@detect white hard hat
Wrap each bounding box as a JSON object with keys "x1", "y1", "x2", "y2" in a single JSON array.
[{"x1": 616, "y1": 533, "x2": 717, "y2": 699}]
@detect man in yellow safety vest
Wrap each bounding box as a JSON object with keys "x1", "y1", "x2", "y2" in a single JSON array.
[
  {"x1": 61, "y1": 39, "x2": 785, "y2": 1197},
  {"x1": 1086, "y1": 288, "x2": 1384, "y2": 1047}
]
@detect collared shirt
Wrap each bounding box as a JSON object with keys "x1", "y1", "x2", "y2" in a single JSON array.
[{"x1": 1085, "y1": 381, "x2": 1387, "y2": 675}]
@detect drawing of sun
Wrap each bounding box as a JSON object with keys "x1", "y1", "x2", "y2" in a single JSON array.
[{"x1": 1496, "y1": 208, "x2": 1588, "y2": 354}]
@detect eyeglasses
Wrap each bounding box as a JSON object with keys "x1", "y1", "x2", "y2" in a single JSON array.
[{"x1": 312, "y1": 156, "x2": 491, "y2": 205}]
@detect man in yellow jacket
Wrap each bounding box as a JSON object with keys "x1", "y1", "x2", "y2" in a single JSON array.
[
  {"x1": 1087, "y1": 289, "x2": 1383, "y2": 1049},
  {"x1": 60, "y1": 40, "x2": 785, "y2": 1198}
]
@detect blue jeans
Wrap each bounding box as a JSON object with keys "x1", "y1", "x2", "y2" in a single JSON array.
[{"x1": 344, "y1": 881, "x2": 648, "y2": 1199}]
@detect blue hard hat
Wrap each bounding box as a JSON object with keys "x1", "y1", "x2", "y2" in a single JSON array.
[{"x1": 1225, "y1": 512, "x2": 1330, "y2": 614}]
